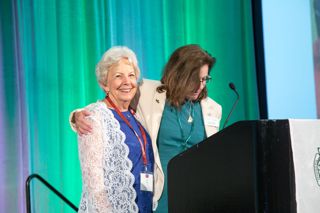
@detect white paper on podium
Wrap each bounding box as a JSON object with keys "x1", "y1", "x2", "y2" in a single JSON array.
[{"x1": 289, "y1": 119, "x2": 320, "y2": 213}]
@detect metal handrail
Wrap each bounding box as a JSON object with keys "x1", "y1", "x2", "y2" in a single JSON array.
[{"x1": 25, "y1": 173, "x2": 78, "y2": 212}]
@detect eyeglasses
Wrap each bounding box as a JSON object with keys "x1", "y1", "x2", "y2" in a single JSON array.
[{"x1": 200, "y1": 76, "x2": 212, "y2": 84}]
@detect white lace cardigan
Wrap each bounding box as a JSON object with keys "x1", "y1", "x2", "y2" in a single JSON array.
[{"x1": 77, "y1": 102, "x2": 138, "y2": 213}]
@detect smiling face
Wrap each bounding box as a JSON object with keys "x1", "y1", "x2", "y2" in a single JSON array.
[
  {"x1": 102, "y1": 59, "x2": 138, "y2": 111},
  {"x1": 188, "y1": 64, "x2": 209, "y2": 101}
]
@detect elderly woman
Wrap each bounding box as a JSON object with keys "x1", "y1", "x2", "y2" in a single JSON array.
[
  {"x1": 77, "y1": 46, "x2": 154, "y2": 213},
  {"x1": 72, "y1": 44, "x2": 222, "y2": 212}
]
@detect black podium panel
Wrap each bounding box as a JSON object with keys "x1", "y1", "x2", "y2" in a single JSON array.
[{"x1": 168, "y1": 120, "x2": 296, "y2": 213}]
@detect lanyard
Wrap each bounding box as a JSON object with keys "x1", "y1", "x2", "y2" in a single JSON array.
[{"x1": 105, "y1": 96, "x2": 148, "y2": 167}]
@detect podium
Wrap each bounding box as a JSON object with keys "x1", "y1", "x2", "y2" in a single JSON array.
[{"x1": 167, "y1": 120, "x2": 320, "y2": 213}]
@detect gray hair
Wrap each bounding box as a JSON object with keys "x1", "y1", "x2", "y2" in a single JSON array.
[{"x1": 95, "y1": 46, "x2": 140, "y2": 85}]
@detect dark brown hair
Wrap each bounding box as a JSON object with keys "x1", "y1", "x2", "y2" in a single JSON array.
[{"x1": 157, "y1": 44, "x2": 216, "y2": 107}]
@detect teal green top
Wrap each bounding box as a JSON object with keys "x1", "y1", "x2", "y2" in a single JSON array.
[{"x1": 155, "y1": 101, "x2": 206, "y2": 213}]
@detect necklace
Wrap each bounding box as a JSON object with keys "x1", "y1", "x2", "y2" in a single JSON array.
[
  {"x1": 176, "y1": 101, "x2": 195, "y2": 150},
  {"x1": 187, "y1": 101, "x2": 194, "y2": 123},
  {"x1": 187, "y1": 113, "x2": 193, "y2": 123}
]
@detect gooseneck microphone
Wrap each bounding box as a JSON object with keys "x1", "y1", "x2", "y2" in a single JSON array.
[{"x1": 222, "y1": 82, "x2": 240, "y2": 129}]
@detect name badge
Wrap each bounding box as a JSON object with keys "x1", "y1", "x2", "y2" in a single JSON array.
[
  {"x1": 205, "y1": 117, "x2": 220, "y2": 127},
  {"x1": 140, "y1": 172, "x2": 153, "y2": 192}
]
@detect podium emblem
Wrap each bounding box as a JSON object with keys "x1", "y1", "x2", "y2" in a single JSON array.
[{"x1": 314, "y1": 147, "x2": 320, "y2": 187}]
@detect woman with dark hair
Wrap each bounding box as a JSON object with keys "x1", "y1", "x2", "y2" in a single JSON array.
[{"x1": 71, "y1": 44, "x2": 222, "y2": 212}]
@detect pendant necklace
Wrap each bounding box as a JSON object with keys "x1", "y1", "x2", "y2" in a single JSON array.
[
  {"x1": 176, "y1": 101, "x2": 195, "y2": 150},
  {"x1": 187, "y1": 102, "x2": 194, "y2": 123}
]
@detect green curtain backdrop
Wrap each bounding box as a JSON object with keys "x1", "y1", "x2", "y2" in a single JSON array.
[{"x1": 0, "y1": 0, "x2": 259, "y2": 212}]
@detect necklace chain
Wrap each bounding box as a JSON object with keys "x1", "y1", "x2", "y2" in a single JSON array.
[
  {"x1": 187, "y1": 102, "x2": 194, "y2": 123},
  {"x1": 176, "y1": 101, "x2": 195, "y2": 150}
]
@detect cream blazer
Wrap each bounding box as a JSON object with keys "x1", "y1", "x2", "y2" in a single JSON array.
[{"x1": 70, "y1": 78, "x2": 222, "y2": 207}]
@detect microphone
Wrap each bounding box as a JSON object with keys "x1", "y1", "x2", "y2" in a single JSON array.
[{"x1": 222, "y1": 82, "x2": 240, "y2": 129}]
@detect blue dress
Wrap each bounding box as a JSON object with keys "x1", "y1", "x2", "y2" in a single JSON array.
[
  {"x1": 111, "y1": 109, "x2": 154, "y2": 213},
  {"x1": 156, "y1": 101, "x2": 206, "y2": 213}
]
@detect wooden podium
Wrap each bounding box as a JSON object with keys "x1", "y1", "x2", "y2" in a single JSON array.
[{"x1": 167, "y1": 120, "x2": 320, "y2": 213}]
